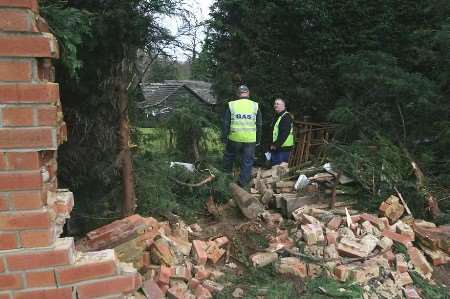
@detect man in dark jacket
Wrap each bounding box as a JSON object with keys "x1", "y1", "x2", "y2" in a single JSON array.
[
  {"x1": 222, "y1": 85, "x2": 262, "y2": 187},
  {"x1": 270, "y1": 98, "x2": 294, "y2": 165}
]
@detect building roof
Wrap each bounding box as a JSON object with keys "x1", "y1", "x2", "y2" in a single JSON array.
[{"x1": 137, "y1": 80, "x2": 216, "y2": 109}]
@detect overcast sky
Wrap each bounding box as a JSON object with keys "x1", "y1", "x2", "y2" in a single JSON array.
[{"x1": 162, "y1": 0, "x2": 214, "y2": 60}]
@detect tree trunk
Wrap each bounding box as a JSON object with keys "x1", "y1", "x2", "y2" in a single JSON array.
[
  {"x1": 229, "y1": 183, "x2": 265, "y2": 219},
  {"x1": 192, "y1": 134, "x2": 200, "y2": 161},
  {"x1": 117, "y1": 76, "x2": 136, "y2": 217}
]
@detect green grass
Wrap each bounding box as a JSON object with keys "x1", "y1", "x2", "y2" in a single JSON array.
[
  {"x1": 216, "y1": 266, "x2": 299, "y2": 299},
  {"x1": 136, "y1": 127, "x2": 223, "y2": 155},
  {"x1": 410, "y1": 271, "x2": 450, "y2": 299},
  {"x1": 301, "y1": 276, "x2": 364, "y2": 299}
]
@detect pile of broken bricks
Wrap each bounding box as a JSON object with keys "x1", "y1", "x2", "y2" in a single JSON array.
[
  {"x1": 77, "y1": 214, "x2": 230, "y2": 298},
  {"x1": 230, "y1": 163, "x2": 450, "y2": 298},
  {"x1": 75, "y1": 163, "x2": 450, "y2": 298}
]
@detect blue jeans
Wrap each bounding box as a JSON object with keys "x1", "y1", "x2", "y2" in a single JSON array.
[
  {"x1": 223, "y1": 140, "x2": 255, "y2": 186},
  {"x1": 271, "y1": 150, "x2": 291, "y2": 166}
]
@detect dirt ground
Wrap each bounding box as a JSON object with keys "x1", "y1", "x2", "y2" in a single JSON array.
[{"x1": 194, "y1": 199, "x2": 309, "y2": 297}]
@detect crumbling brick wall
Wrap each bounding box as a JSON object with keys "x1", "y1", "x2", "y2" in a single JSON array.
[{"x1": 0, "y1": 1, "x2": 140, "y2": 298}]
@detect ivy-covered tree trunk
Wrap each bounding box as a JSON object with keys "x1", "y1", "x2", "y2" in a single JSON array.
[
  {"x1": 119, "y1": 86, "x2": 136, "y2": 216},
  {"x1": 115, "y1": 59, "x2": 136, "y2": 217}
]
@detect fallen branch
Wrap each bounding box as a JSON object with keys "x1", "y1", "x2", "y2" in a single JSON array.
[
  {"x1": 169, "y1": 174, "x2": 215, "y2": 187},
  {"x1": 394, "y1": 186, "x2": 412, "y2": 217}
]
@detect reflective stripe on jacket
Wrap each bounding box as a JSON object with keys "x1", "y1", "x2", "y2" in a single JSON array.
[{"x1": 228, "y1": 99, "x2": 258, "y2": 143}]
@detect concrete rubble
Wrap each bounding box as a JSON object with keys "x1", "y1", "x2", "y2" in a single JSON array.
[{"x1": 76, "y1": 162, "x2": 450, "y2": 298}]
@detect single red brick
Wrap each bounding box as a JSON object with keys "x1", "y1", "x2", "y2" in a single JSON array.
[
  {"x1": 0, "y1": 209, "x2": 50, "y2": 230},
  {"x1": 25, "y1": 270, "x2": 56, "y2": 288},
  {"x1": 85, "y1": 214, "x2": 147, "y2": 250},
  {"x1": 3, "y1": 105, "x2": 37, "y2": 126},
  {"x1": 0, "y1": 193, "x2": 8, "y2": 211},
  {"x1": 0, "y1": 34, "x2": 58, "y2": 58},
  {"x1": 37, "y1": 106, "x2": 57, "y2": 126},
  {"x1": 0, "y1": 232, "x2": 18, "y2": 250},
  {"x1": 192, "y1": 240, "x2": 208, "y2": 265},
  {"x1": 0, "y1": 154, "x2": 6, "y2": 169},
  {"x1": 359, "y1": 213, "x2": 386, "y2": 230},
  {"x1": 334, "y1": 265, "x2": 349, "y2": 281},
  {"x1": 0, "y1": 258, "x2": 5, "y2": 273},
  {"x1": 19, "y1": 228, "x2": 55, "y2": 248},
  {"x1": 327, "y1": 216, "x2": 342, "y2": 230},
  {"x1": 0, "y1": 128, "x2": 55, "y2": 149},
  {"x1": 407, "y1": 246, "x2": 433, "y2": 274},
  {"x1": 0, "y1": 170, "x2": 41, "y2": 191},
  {"x1": 0, "y1": 273, "x2": 22, "y2": 290},
  {"x1": 10, "y1": 190, "x2": 43, "y2": 210},
  {"x1": 325, "y1": 229, "x2": 338, "y2": 245},
  {"x1": 5, "y1": 152, "x2": 40, "y2": 170},
  {"x1": 0, "y1": 59, "x2": 32, "y2": 81},
  {"x1": 206, "y1": 243, "x2": 225, "y2": 264},
  {"x1": 76, "y1": 274, "x2": 140, "y2": 299},
  {"x1": 57, "y1": 259, "x2": 118, "y2": 285},
  {"x1": 0, "y1": 0, "x2": 38, "y2": 12},
  {"x1": 6, "y1": 238, "x2": 74, "y2": 271},
  {"x1": 0, "y1": 83, "x2": 59, "y2": 104},
  {"x1": 0, "y1": 10, "x2": 33, "y2": 32},
  {"x1": 337, "y1": 239, "x2": 367, "y2": 258},
  {"x1": 171, "y1": 266, "x2": 191, "y2": 281},
  {"x1": 157, "y1": 265, "x2": 172, "y2": 285},
  {"x1": 382, "y1": 230, "x2": 413, "y2": 247},
  {"x1": 14, "y1": 287, "x2": 73, "y2": 299}
]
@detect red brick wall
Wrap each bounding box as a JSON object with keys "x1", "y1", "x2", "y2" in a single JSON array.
[{"x1": 0, "y1": 1, "x2": 140, "y2": 297}]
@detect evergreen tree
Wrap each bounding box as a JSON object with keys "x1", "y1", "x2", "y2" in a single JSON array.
[
  {"x1": 41, "y1": 0, "x2": 181, "y2": 231},
  {"x1": 205, "y1": 0, "x2": 450, "y2": 218}
]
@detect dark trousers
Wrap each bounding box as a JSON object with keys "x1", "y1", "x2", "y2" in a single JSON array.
[
  {"x1": 271, "y1": 149, "x2": 291, "y2": 166},
  {"x1": 223, "y1": 140, "x2": 255, "y2": 186}
]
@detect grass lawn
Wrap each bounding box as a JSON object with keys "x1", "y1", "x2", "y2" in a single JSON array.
[{"x1": 136, "y1": 127, "x2": 223, "y2": 155}]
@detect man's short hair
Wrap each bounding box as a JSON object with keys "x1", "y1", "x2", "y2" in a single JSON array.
[
  {"x1": 238, "y1": 85, "x2": 249, "y2": 94},
  {"x1": 275, "y1": 98, "x2": 286, "y2": 106}
]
